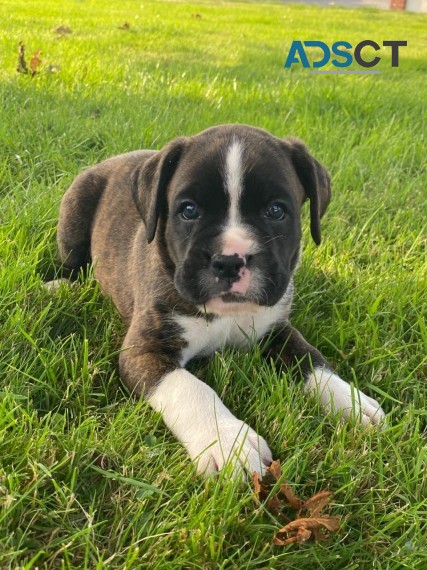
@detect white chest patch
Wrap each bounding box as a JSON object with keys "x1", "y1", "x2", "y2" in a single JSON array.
[{"x1": 174, "y1": 288, "x2": 293, "y2": 366}]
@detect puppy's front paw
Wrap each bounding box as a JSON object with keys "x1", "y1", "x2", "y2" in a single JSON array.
[
  {"x1": 44, "y1": 278, "x2": 70, "y2": 293},
  {"x1": 148, "y1": 369, "x2": 272, "y2": 479},
  {"x1": 305, "y1": 367, "x2": 386, "y2": 426},
  {"x1": 187, "y1": 418, "x2": 273, "y2": 478}
]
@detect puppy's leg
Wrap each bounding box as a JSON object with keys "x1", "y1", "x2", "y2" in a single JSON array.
[
  {"x1": 45, "y1": 168, "x2": 107, "y2": 291},
  {"x1": 119, "y1": 333, "x2": 272, "y2": 478},
  {"x1": 149, "y1": 368, "x2": 272, "y2": 477},
  {"x1": 267, "y1": 324, "x2": 385, "y2": 426}
]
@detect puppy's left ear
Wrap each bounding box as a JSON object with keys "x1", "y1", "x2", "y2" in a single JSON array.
[
  {"x1": 132, "y1": 137, "x2": 187, "y2": 243},
  {"x1": 283, "y1": 138, "x2": 331, "y2": 245}
]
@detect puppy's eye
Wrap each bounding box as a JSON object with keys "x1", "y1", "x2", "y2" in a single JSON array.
[
  {"x1": 265, "y1": 203, "x2": 286, "y2": 221},
  {"x1": 179, "y1": 201, "x2": 200, "y2": 221}
]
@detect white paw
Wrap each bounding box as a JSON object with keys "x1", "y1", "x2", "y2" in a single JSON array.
[
  {"x1": 148, "y1": 368, "x2": 272, "y2": 479},
  {"x1": 186, "y1": 417, "x2": 272, "y2": 478},
  {"x1": 305, "y1": 367, "x2": 386, "y2": 426},
  {"x1": 44, "y1": 278, "x2": 70, "y2": 292}
]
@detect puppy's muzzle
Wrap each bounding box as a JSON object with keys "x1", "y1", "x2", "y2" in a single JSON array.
[{"x1": 211, "y1": 253, "x2": 246, "y2": 284}]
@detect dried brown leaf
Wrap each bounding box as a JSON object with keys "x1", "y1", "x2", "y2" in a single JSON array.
[
  {"x1": 272, "y1": 535, "x2": 287, "y2": 546},
  {"x1": 252, "y1": 471, "x2": 271, "y2": 503},
  {"x1": 253, "y1": 471, "x2": 261, "y2": 498},
  {"x1": 267, "y1": 459, "x2": 282, "y2": 480},
  {"x1": 274, "y1": 515, "x2": 341, "y2": 546},
  {"x1": 279, "y1": 483, "x2": 304, "y2": 510},
  {"x1": 280, "y1": 536, "x2": 301, "y2": 545},
  {"x1": 29, "y1": 50, "x2": 42, "y2": 76},
  {"x1": 252, "y1": 459, "x2": 341, "y2": 547},
  {"x1": 273, "y1": 519, "x2": 312, "y2": 546},
  {"x1": 302, "y1": 490, "x2": 334, "y2": 517}
]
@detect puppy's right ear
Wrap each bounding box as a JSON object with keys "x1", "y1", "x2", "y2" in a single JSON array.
[{"x1": 131, "y1": 138, "x2": 187, "y2": 243}]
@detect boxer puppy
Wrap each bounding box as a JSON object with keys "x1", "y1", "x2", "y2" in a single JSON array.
[{"x1": 53, "y1": 124, "x2": 385, "y2": 477}]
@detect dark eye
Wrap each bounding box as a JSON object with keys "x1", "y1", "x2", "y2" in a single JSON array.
[
  {"x1": 179, "y1": 201, "x2": 200, "y2": 221},
  {"x1": 265, "y1": 202, "x2": 286, "y2": 221}
]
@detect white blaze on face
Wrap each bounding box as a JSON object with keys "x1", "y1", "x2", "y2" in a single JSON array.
[
  {"x1": 220, "y1": 139, "x2": 259, "y2": 297},
  {"x1": 224, "y1": 138, "x2": 244, "y2": 229}
]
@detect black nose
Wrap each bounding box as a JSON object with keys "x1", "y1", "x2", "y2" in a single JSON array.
[{"x1": 211, "y1": 254, "x2": 245, "y2": 282}]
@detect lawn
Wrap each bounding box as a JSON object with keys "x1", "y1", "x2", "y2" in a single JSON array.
[{"x1": 0, "y1": 0, "x2": 426, "y2": 567}]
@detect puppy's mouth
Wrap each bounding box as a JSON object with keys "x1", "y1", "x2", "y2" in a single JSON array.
[
  {"x1": 219, "y1": 292, "x2": 249, "y2": 303},
  {"x1": 177, "y1": 256, "x2": 281, "y2": 315},
  {"x1": 201, "y1": 293, "x2": 263, "y2": 316}
]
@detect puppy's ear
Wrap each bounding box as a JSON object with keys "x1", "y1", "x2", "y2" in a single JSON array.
[
  {"x1": 132, "y1": 138, "x2": 187, "y2": 243},
  {"x1": 284, "y1": 138, "x2": 331, "y2": 245}
]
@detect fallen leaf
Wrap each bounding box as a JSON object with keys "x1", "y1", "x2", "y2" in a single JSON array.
[
  {"x1": 275, "y1": 516, "x2": 341, "y2": 545},
  {"x1": 302, "y1": 490, "x2": 334, "y2": 517},
  {"x1": 267, "y1": 459, "x2": 282, "y2": 480},
  {"x1": 252, "y1": 459, "x2": 342, "y2": 547},
  {"x1": 283, "y1": 516, "x2": 341, "y2": 534},
  {"x1": 279, "y1": 483, "x2": 304, "y2": 510},
  {"x1": 266, "y1": 460, "x2": 304, "y2": 509},
  {"x1": 273, "y1": 525, "x2": 312, "y2": 546},
  {"x1": 253, "y1": 471, "x2": 271, "y2": 503},
  {"x1": 253, "y1": 471, "x2": 262, "y2": 498},
  {"x1": 30, "y1": 49, "x2": 42, "y2": 76}
]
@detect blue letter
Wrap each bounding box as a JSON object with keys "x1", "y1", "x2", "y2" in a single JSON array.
[
  {"x1": 332, "y1": 41, "x2": 352, "y2": 68},
  {"x1": 284, "y1": 41, "x2": 310, "y2": 68},
  {"x1": 304, "y1": 41, "x2": 330, "y2": 69}
]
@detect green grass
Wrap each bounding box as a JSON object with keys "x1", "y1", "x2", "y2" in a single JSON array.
[{"x1": 1, "y1": 0, "x2": 426, "y2": 567}]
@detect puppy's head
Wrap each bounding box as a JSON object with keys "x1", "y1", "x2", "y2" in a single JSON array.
[{"x1": 132, "y1": 125, "x2": 330, "y2": 315}]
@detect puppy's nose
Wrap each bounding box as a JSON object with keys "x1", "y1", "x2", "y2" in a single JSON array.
[{"x1": 211, "y1": 254, "x2": 245, "y2": 282}]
